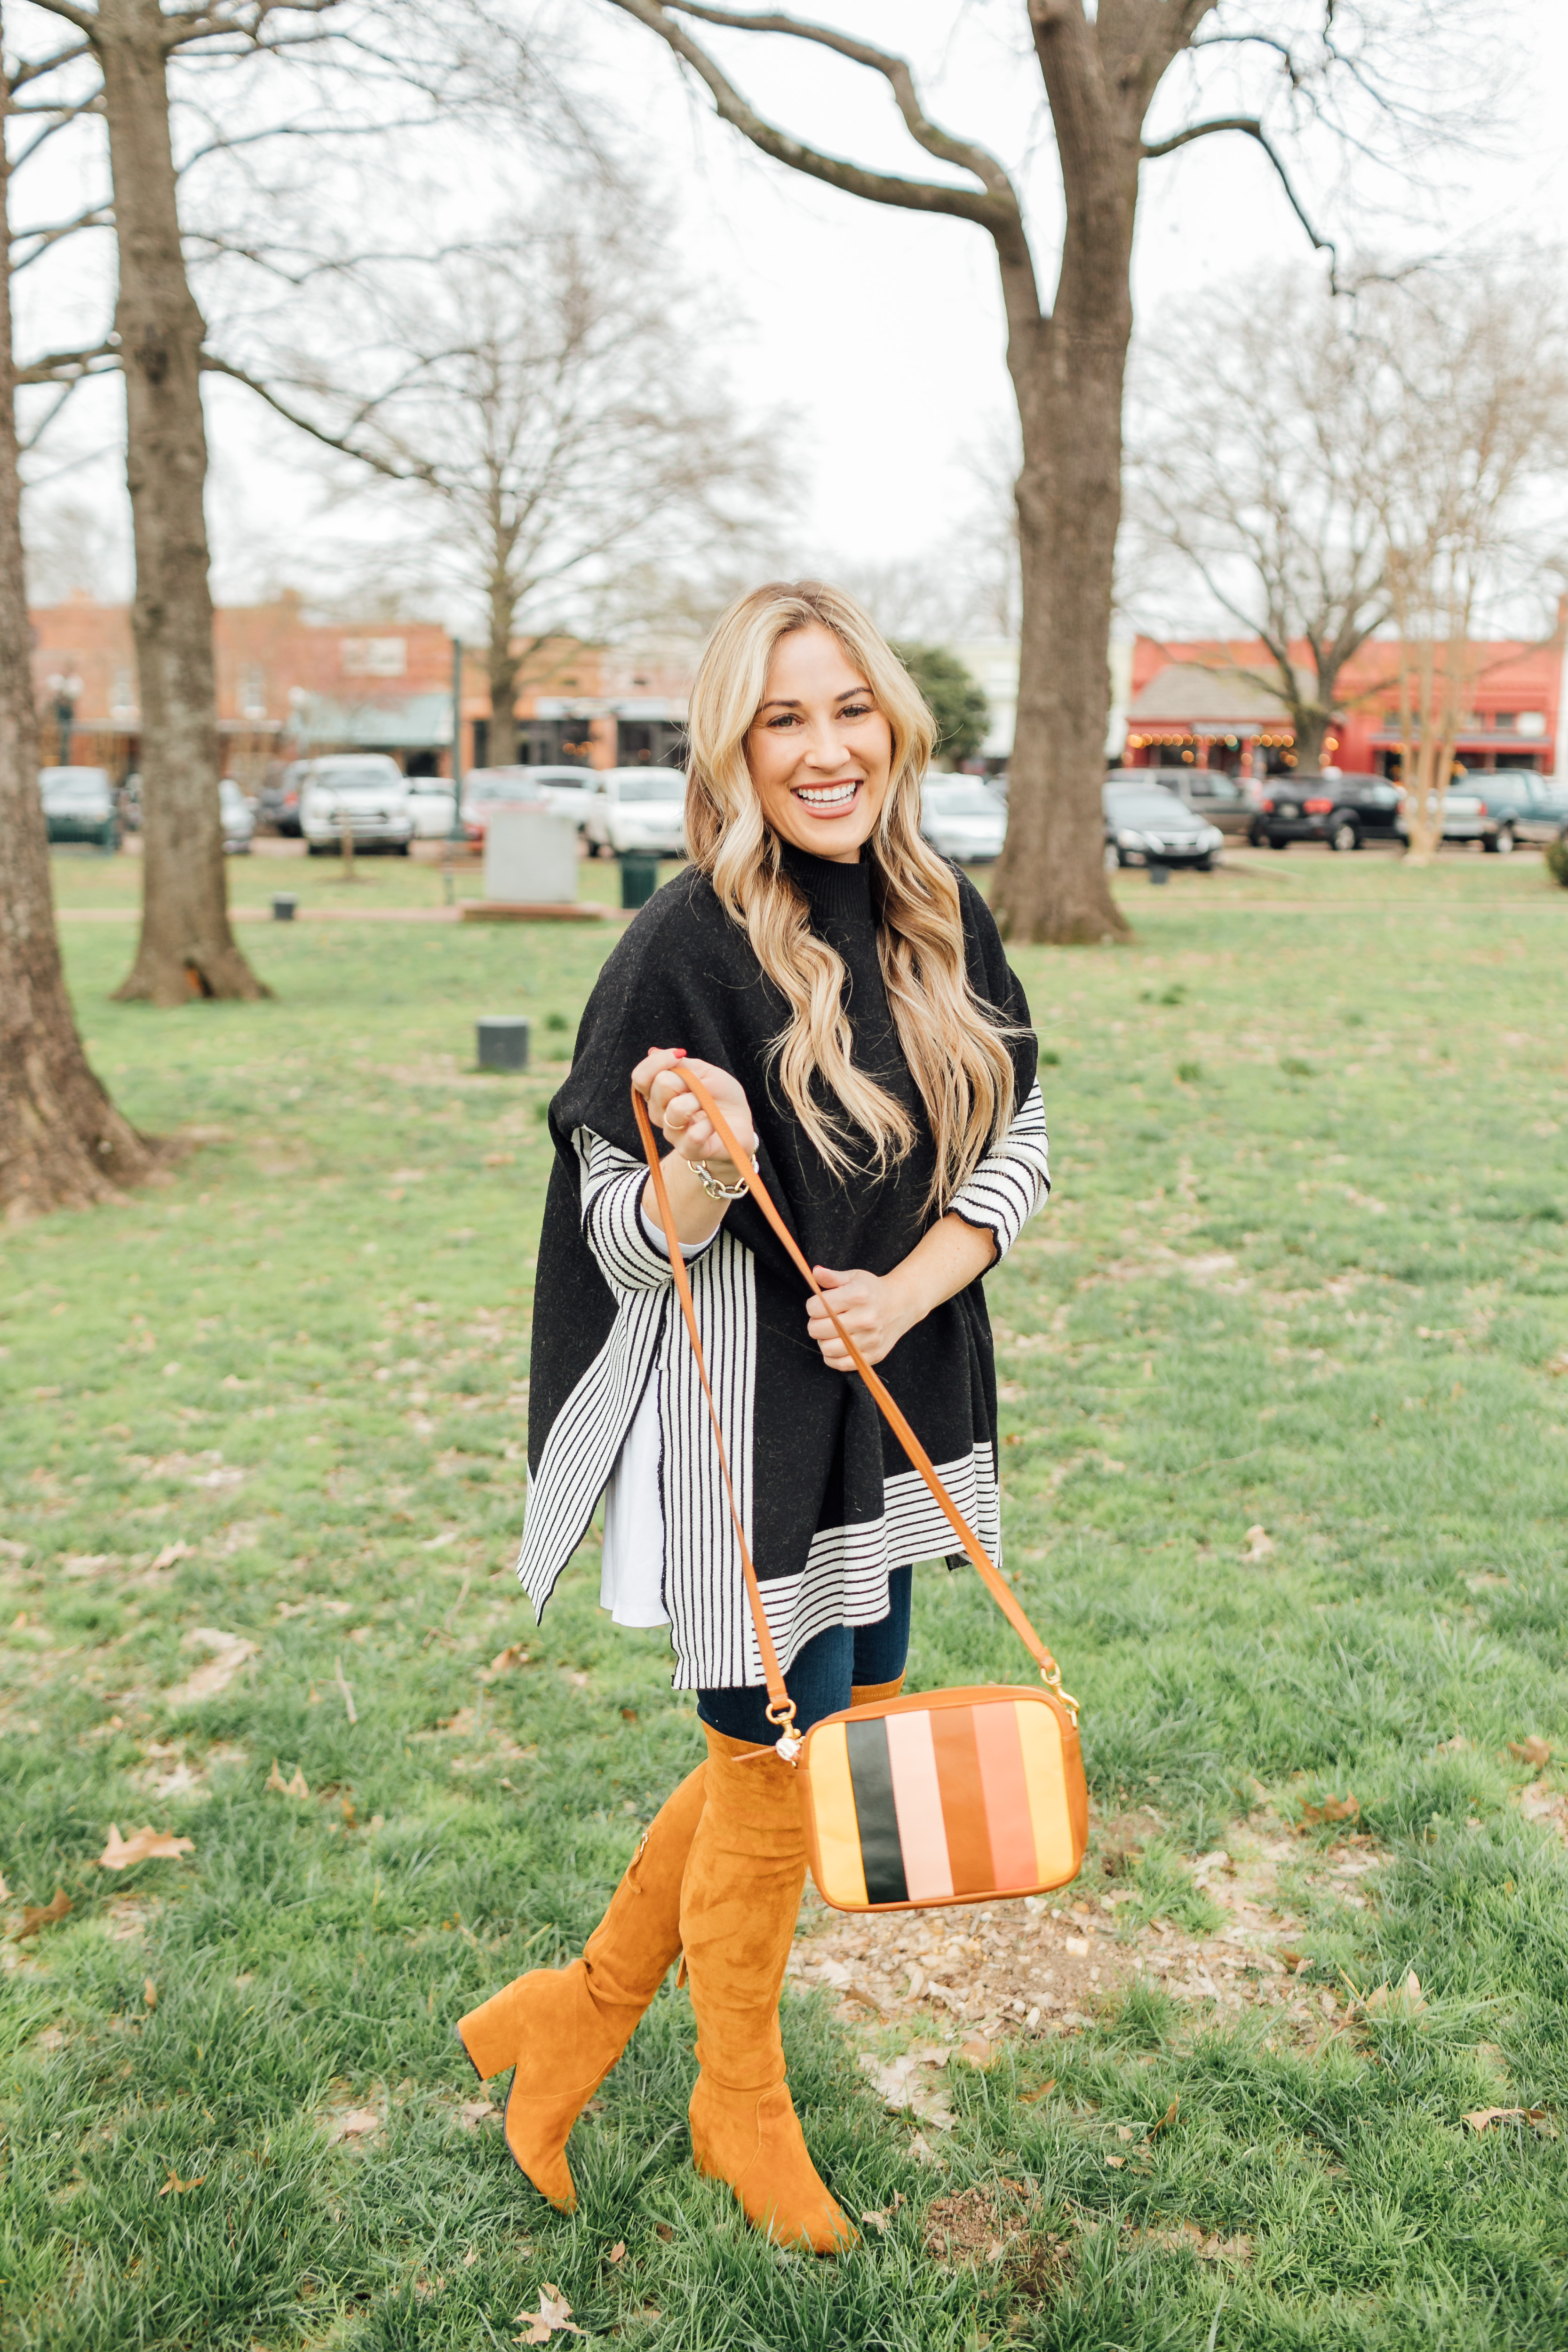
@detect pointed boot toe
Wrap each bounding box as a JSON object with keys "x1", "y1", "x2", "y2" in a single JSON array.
[
  {"x1": 690, "y1": 2075, "x2": 856, "y2": 2254},
  {"x1": 504, "y1": 2066, "x2": 581, "y2": 2212}
]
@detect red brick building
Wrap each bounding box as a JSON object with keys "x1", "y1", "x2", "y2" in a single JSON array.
[
  {"x1": 1121, "y1": 630, "x2": 1564, "y2": 780},
  {"x1": 27, "y1": 594, "x2": 693, "y2": 784}
]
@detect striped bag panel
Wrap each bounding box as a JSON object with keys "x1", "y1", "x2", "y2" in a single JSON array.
[{"x1": 798, "y1": 1687, "x2": 1088, "y2": 1914}]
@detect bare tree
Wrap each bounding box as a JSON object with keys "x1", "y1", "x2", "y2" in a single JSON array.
[
  {"x1": 232, "y1": 199, "x2": 774, "y2": 763},
  {"x1": 1361, "y1": 275, "x2": 1568, "y2": 859},
  {"x1": 0, "y1": 21, "x2": 156, "y2": 1218},
  {"x1": 1127, "y1": 270, "x2": 1392, "y2": 774},
  {"x1": 600, "y1": 2, "x2": 1494, "y2": 943}
]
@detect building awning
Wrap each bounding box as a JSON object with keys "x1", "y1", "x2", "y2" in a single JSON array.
[
  {"x1": 290, "y1": 691, "x2": 454, "y2": 749},
  {"x1": 1129, "y1": 662, "x2": 1296, "y2": 729}
]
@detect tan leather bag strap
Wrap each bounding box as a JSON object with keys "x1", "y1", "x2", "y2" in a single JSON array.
[{"x1": 631, "y1": 1065, "x2": 1074, "y2": 1756}]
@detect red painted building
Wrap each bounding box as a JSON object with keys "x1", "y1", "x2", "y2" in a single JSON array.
[{"x1": 1121, "y1": 630, "x2": 1564, "y2": 780}]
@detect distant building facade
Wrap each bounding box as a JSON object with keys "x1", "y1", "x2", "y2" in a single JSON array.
[
  {"x1": 27, "y1": 593, "x2": 694, "y2": 785},
  {"x1": 1120, "y1": 633, "x2": 1564, "y2": 781}
]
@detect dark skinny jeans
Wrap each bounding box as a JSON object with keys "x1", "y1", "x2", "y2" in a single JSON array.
[{"x1": 697, "y1": 1565, "x2": 912, "y2": 1746}]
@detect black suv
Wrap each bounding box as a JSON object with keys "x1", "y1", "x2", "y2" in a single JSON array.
[{"x1": 1250, "y1": 772, "x2": 1403, "y2": 851}]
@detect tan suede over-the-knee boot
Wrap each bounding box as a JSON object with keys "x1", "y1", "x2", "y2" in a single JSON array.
[
  {"x1": 457, "y1": 1759, "x2": 707, "y2": 2210},
  {"x1": 680, "y1": 1727, "x2": 854, "y2": 2254},
  {"x1": 849, "y1": 1674, "x2": 905, "y2": 1707}
]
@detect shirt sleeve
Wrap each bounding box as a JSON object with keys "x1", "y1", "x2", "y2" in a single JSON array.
[
  {"x1": 945, "y1": 1080, "x2": 1050, "y2": 1260},
  {"x1": 573, "y1": 1125, "x2": 716, "y2": 1295}
]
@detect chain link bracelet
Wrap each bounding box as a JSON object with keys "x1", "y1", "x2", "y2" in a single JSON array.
[{"x1": 693, "y1": 1155, "x2": 758, "y2": 1202}]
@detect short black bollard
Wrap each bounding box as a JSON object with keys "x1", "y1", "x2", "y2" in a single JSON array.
[
  {"x1": 477, "y1": 1016, "x2": 531, "y2": 1072},
  {"x1": 1148, "y1": 863, "x2": 1170, "y2": 887},
  {"x1": 271, "y1": 893, "x2": 298, "y2": 922},
  {"x1": 620, "y1": 853, "x2": 660, "y2": 911}
]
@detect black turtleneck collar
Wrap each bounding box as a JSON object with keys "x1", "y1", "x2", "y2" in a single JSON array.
[{"x1": 776, "y1": 836, "x2": 874, "y2": 927}]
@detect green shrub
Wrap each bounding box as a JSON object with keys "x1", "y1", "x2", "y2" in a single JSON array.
[{"x1": 1544, "y1": 836, "x2": 1568, "y2": 888}]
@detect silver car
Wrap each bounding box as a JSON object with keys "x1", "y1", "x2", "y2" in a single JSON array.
[
  {"x1": 299, "y1": 754, "x2": 414, "y2": 854},
  {"x1": 1103, "y1": 780, "x2": 1223, "y2": 870},
  {"x1": 583, "y1": 768, "x2": 687, "y2": 859},
  {"x1": 920, "y1": 778, "x2": 1007, "y2": 863}
]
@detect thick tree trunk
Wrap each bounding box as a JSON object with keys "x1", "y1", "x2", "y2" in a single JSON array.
[
  {"x1": 992, "y1": 146, "x2": 1137, "y2": 943},
  {"x1": 1293, "y1": 707, "x2": 1331, "y2": 772},
  {"x1": 0, "y1": 42, "x2": 157, "y2": 1219},
  {"x1": 98, "y1": 0, "x2": 266, "y2": 1004}
]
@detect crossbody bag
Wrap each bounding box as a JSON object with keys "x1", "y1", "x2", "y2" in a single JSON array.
[{"x1": 632, "y1": 1065, "x2": 1088, "y2": 1916}]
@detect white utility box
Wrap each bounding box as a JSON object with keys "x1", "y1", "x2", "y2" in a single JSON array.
[{"x1": 483, "y1": 805, "x2": 579, "y2": 906}]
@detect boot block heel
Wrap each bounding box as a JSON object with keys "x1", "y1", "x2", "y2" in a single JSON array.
[{"x1": 456, "y1": 1984, "x2": 527, "y2": 2082}]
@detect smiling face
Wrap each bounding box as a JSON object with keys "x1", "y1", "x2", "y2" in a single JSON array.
[{"x1": 743, "y1": 623, "x2": 894, "y2": 865}]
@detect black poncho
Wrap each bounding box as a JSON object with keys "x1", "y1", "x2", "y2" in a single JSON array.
[{"x1": 517, "y1": 842, "x2": 1049, "y2": 1688}]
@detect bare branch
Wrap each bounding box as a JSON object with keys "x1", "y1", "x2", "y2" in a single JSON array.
[
  {"x1": 16, "y1": 339, "x2": 119, "y2": 386},
  {"x1": 602, "y1": 0, "x2": 1039, "y2": 315},
  {"x1": 15, "y1": 0, "x2": 97, "y2": 38},
  {"x1": 198, "y1": 352, "x2": 430, "y2": 484},
  {"x1": 1141, "y1": 115, "x2": 1336, "y2": 266},
  {"x1": 671, "y1": 3, "x2": 1023, "y2": 212},
  {"x1": 11, "y1": 206, "x2": 114, "y2": 272},
  {"x1": 8, "y1": 38, "x2": 93, "y2": 88}
]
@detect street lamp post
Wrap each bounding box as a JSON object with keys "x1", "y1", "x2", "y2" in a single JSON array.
[
  {"x1": 449, "y1": 638, "x2": 466, "y2": 846},
  {"x1": 46, "y1": 671, "x2": 84, "y2": 764}
]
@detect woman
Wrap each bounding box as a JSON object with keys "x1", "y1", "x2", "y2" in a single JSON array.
[{"x1": 458, "y1": 582, "x2": 1049, "y2": 2252}]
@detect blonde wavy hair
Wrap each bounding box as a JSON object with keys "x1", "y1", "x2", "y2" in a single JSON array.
[{"x1": 684, "y1": 580, "x2": 1018, "y2": 1210}]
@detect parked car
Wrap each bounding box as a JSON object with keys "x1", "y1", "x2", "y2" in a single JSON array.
[
  {"x1": 406, "y1": 777, "x2": 458, "y2": 838},
  {"x1": 258, "y1": 761, "x2": 305, "y2": 836},
  {"x1": 1107, "y1": 764, "x2": 1257, "y2": 837},
  {"x1": 219, "y1": 777, "x2": 255, "y2": 854},
  {"x1": 460, "y1": 764, "x2": 597, "y2": 843},
  {"x1": 1250, "y1": 771, "x2": 1405, "y2": 852},
  {"x1": 1465, "y1": 771, "x2": 1568, "y2": 851},
  {"x1": 1103, "y1": 780, "x2": 1222, "y2": 870},
  {"x1": 297, "y1": 754, "x2": 414, "y2": 854},
  {"x1": 920, "y1": 777, "x2": 1007, "y2": 863},
  {"x1": 583, "y1": 767, "x2": 687, "y2": 859},
  {"x1": 40, "y1": 765, "x2": 119, "y2": 850},
  {"x1": 117, "y1": 771, "x2": 142, "y2": 832}
]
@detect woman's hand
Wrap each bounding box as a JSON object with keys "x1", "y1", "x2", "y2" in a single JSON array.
[
  {"x1": 633, "y1": 1049, "x2": 757, "y2": 1179},
  {"x1": 806, "y1": 1265, "x2": 920, "y2": 1370},
  {"x1": 806, "y1": 1218, "x2": 998, "y2": 1372}
]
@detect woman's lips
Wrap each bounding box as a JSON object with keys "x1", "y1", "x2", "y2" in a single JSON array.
[{"x1": 790, "y1": 779, "x2": 861, "y2": 812}]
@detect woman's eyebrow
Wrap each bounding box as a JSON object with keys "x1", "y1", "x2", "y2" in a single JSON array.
[{"x1": 756, "y1": 688, "x2": 873, "y2": 712}]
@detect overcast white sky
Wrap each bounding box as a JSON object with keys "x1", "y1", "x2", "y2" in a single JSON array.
[{"x1": 16, "y1": 0, "x2": 1568, "y2": 621}]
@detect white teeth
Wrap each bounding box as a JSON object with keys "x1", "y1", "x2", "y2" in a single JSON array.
[{"x1": 794, "y1": 782, "x2": 858, "y2": 806}]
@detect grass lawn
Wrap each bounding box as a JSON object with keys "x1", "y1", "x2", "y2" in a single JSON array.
[{"x1": 3, "y1": 846, "x2": 1567, "y2": 2349}]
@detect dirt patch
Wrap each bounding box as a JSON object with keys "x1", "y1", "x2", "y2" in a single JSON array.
[{"x1": 789, "y1": 1808, "x2": 1353, "y2": 2055}]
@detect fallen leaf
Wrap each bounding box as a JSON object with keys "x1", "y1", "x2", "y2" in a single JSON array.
[
  {"x1": 1510, "y1": 1737, "x2": 1553, "y2": 1767},
  {"x1": 158, "y1": 2169, "x2": 206, "y2": 2195},
  {"x1": 1520, "y1": 1780, "x2": 1568, "y2": 1835},
  {"x1": 163, "y1": 1630, "x2": 259, "y2": 1706},
  {"x1": 606, "y1": 2241, "x2": 626, "y2": 2264},
  {"x1": 1361, "y1": 1970, "x2": 1427, "y2": 2019},
  {"x1": 151, "y1": 1542, "x2": 193, "y2": 1571},
  {"x1": 1018, "y1": 2078, "x2": 1058, "y2": 2106},
  {"x1": 326, "y1": 2107, "x2": 380, "y2": 2145},
  {"x1": 1105, "y1": 2154, "x2": 1126, "y2": 2169},
  {"x1": 458, "y1": 2099, "x2": 495, "y2": 2130},
  {"x1": 1242, "y1": 1524, "x2": 1274, "y2": 1560},
  {"x1": 1463, "y1": 2106, "x2": 1558, "y2": 2137},
  {"x1": 858, "y1": 2045, "x2": 955, "y2": 2128},
  {"x1": 0, "y1": 1870, "x2": 8, "y2": 1900},
  {"x1": 144, "y1": 1977, "x2": 158, "y2": 2010},
  {"x1": 1148, "y1": 2097, "x2": 1180, "y2": 2138},
  {"x1": 1115, "y1": 2124, "x2": 1134, "y2": 2142},
  {"x1": 860, "y1": 2190, "x2": 905, "y2": 2232},
  {"x1": 487, "y1": 1643, "x2": 531, "y2": 1677},
  {"x1": 958, "y1": 2035, "x2": 994, "y2": 2068},
  {"x1": 1300, "y1": 1794, "x2": 1360, "y2": 1826},
  {"x1": 515, "y1": 2285, "x2": 586, "y2": 2342},
  {"x1": 266, "y1": 1760, "x2": 310, "y2": 1798},
  {"x1": 1139, "y1": 2220, "x2": 1252, "y2": 2264},
  {"x1": 14, "y1": 1888, "x2": 71, "y2": 1939},
  {"x1": 36, "y1": 2024, "x2": 66, "y2": 2050},
  {"x1": 99, "y1": 1825, "x2": 195, "y2": 1869}
]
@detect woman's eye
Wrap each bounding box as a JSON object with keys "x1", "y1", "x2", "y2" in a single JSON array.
[{"x1": 840, "y1": 701, "x2": 872, "y2": 719}]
